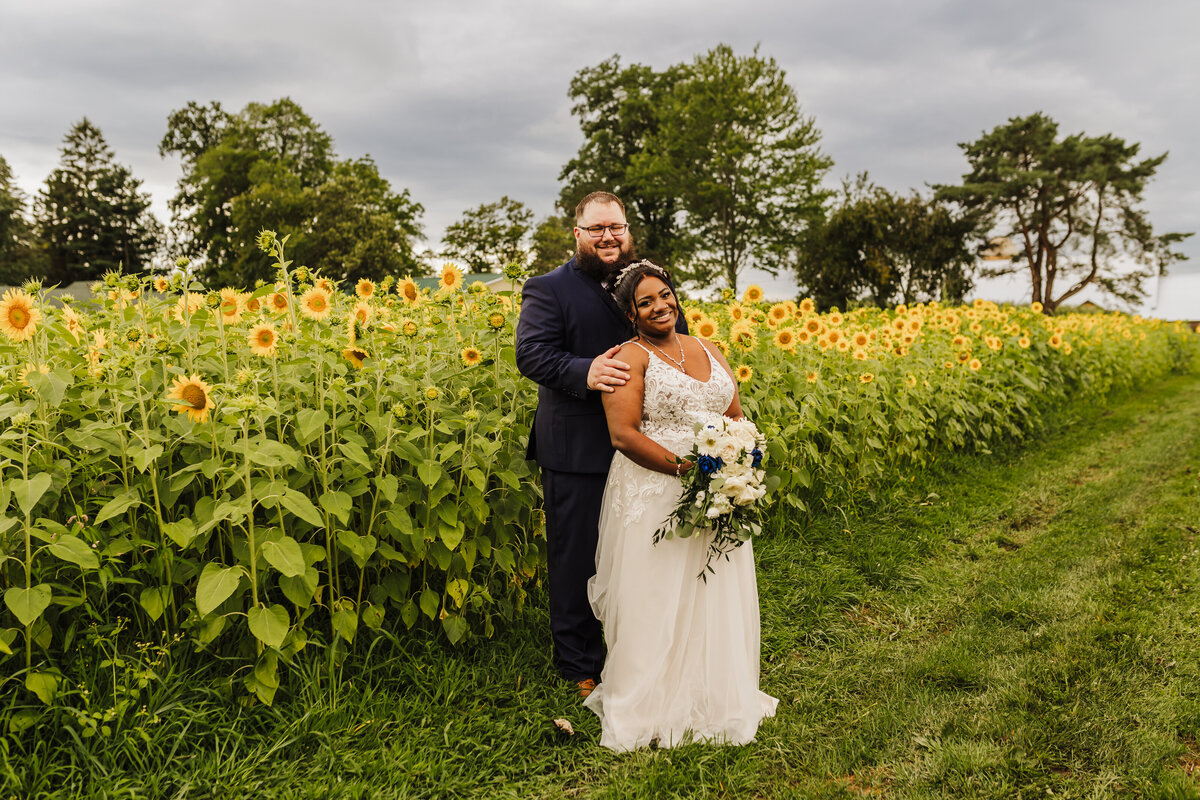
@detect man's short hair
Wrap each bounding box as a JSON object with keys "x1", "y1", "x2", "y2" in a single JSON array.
[{"x1": 575, "y1": 191, "x2": 626, "y2": 223}]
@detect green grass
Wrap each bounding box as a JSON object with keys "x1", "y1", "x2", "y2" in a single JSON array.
[{"x1": 6, "y1": 372, "x2": 1200, "y2": 799}]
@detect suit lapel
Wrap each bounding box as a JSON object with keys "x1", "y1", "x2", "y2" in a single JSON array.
[{"x1": 570, "y1": 259, "x2": 629, "y2": 327}]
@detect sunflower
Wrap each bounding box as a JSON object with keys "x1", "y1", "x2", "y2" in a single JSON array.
[
  {"x1": 440, "y1": 263, "x2": 464, "y2": 293},
  {"x1": 245, "y1": 295, "x2": 262, "y2": 313},
  {"x1": 352, "y1": 301, "x2": 372, "y2": 327},
  {"x1": 268, "y1": 291, "x2": 290, "y2": 314},
  {"x1": 248, "y1": 323, "x2": 278, "y2": 357},
  {"x1": 772, "y1": 328, "x2": 797, "y2": 352},
  {"x1": 1017, "y1": 336, "x2": 1031, "y2": 349},
  {"x1": 696, "y1": 318, "x2": 718, "y2": 339},
  {"x1": 742, "y1": 285, "x2": 764, "y2": 304},
  {"x1": 860, "y1": 373, "x2": 874, "y2": 384},
  {"x1": 218, "y1": 289, "x2": 245, "y2": 324},
  {"x1": 730, "y1": 326, "x2": 758, "y2": 351},
  {"x1": 727, "y1": 303, "x2": 746, "y2": 322},
  {"x1": 826, "y1": 311, "x2": 843, "y2": 327},
  {"x1": 769, "y1": 303, "x2": 789, "y2": 323},
  {"x1": 734, "y1": 364, "x2": 753, "y2": 383},
  {"x1": 1031, "y1": 301, "x2": 1044, "y2": 313},
  {"x1": 342, "y1": 347, "x2": 369, "y2": 368},
  {"x1": 986, "y1": 336, "x2": 1003, "y2": 351},
  {"x1": 167, "y1": 374, "x2": 216, "y2": 422},
  {"x1": 0, "y1": 289, "x2": 41, "y2": 342},
  {"x1": 685, "y1": 308, "x2": 705, "y2": 326},
  {"x1": 710, "y1": 338, "x2": 729, "y2": 357},
  {"x1": 172, "y1": 292, "x2": 205, "y2": 322},
  {"x1": 18, "y1": 363, "x2": 49, "y2": 385},
  {"x1": 1048, "y1": 334, "x2": 1063, "y2": 348},
  {"x1": 852, "y1": 331, "x2": 870, "y2": 348},
  {"x1": 397, "y1": 276, "x2": 420, "y2": 305},
  {"x1": 461, "y1": 346, "x2": 483, "y2": 366},
  {"x1": 315, "y1": 278, "x2": 336, "y2": 293},
  {"x1": 425, "y1": 386, "x2": 440, "y2": 401},
  {"x1": 944, "y1": 360, "x2": 955, "y2": 369},
  {"x1": 484, "y1": 311, "x2": 506, "y2": 331},
  {"x1": 796, "y1": 329, "x2": 812, "y2": 345},
  {"x1": 852, "y1": 349, "x2": 868, "y2": 361},
  {"x1": 906, "y1": 374, "x2": 918, "y2": 388},
  {"x1": 968, "y1": 358, "x2": 982, "y2": 371},
  {"x1": 952, "y1": 334, "x2": 968, "y2": 348},
  {"x1": 891, "y1": 317, "x2": 907, "y2": 332},
  {"x1": 153, "y1": 276, "x2": 170, "y2": 293},
  {"x1": 401, "y1": 318, "x2": 419, "y2": 337},
  {"x1": 804, "y1": 318, "x2": 823, "y2": 335},
  {"x1": 798, "y1": 298, "x2": 815, "y2": 314},
  {"x1": 300, "y1": 287, "x2": 333, "y2": 321},
  {"x1": 356, "y1": 279, "x2": 376, "y2": 299},
  {"x1": 62, "y1": 306, "x2": 84, "y2": 342},
  {"x1": 957, "y1": 349, "x2": 972, "y2": 363},
  {"x1": 806, "y1": 370, "x2": 819, "y2": 383}
]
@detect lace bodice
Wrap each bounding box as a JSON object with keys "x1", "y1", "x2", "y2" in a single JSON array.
[{"x1": 631, "y1": 340, "x2": 735, "y2": 455}]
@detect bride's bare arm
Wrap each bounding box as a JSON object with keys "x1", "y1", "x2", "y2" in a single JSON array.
[{"x1": 602, "y1": 343, "x2": 694, "y2": 476}]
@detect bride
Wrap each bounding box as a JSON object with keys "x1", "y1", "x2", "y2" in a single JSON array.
[{"x1": 583, "y1": 260, "x2": 777, "y2": 752}]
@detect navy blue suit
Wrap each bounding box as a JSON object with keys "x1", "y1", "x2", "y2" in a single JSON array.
[{"x1": 515, "y1": 257, "x2": 686, "y2": 680}]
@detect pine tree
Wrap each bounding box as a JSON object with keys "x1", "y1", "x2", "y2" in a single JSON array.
[{"x1": 35, "y1": 118, "x2": 160, "y2": 285}]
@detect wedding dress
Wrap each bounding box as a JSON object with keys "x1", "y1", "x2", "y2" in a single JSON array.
[{"x1": 584, "y1": 342, "x2": 778, "y2": 752}]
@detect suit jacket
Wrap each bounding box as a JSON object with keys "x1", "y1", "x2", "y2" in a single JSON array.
[{"x1": 515, "y1": 257, "x2": 688, "y2": 474}]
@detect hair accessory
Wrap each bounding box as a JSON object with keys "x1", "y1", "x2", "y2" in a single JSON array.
[{"x1": 612, "y1": 260, "x2": 667, "y2": 291}]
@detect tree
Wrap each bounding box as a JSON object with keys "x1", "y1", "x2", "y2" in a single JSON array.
[
  {"x1": 34, "y1": 119, "x2": 160, "y2": 284},
  {"x1": 936, "y1": 112, "x2": 1191, "y2": 313},
  {"x1": 558, "y1": 57, "x2": 691, "y2": 269},
  {"x1": 529, "y1": 214, "x2": 576, "y2": 276},
  {"x1": 306, "y1": 158, "x2": 424, "y2": 283},
  {"x1": 795, "y1": 176, "x2": 977, "y2": 310},
  {"x1": 646, "y1": 45, "x2": 832, "y2": 292},
  {"x1": 160, "y1": 98, "x2": 423, "y2": 287},
  {"x1": 441, "y1": 196, "x2": 532, "y2": 273},
  {"x1": 0, "y1": 156, "x2": 46, "y2": 285}
]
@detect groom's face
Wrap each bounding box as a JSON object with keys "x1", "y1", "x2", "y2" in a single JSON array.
[{"x1": 574, "y1": 201, "x2": 635, "y2": 278}]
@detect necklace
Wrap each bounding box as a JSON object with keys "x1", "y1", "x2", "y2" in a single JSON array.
[{"x1": 642, "y1": 332, "x2": 686, "y2": 371}]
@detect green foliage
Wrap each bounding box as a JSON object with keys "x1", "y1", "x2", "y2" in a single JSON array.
[
  {"x1": 160, "y1": 99, "x2": 424, "y2": 287},
  {"x1": 441, "y1": 196, "x2": 533, "y2": 273},
  {"x1": 936, "y1": 111, "x2": 1192, "y2": 312},
  {"x1": 558, "y1": 56, "x2": 691, "y2": 270},
  {"x1": 561, "y1": 46, "x2": 831, "y2": 292},
  {"x1": 0, "y1": 156, "x2": 46, "y2": 286},
  {"x1": 795, "y1": 174, "x2": 978, "y2": 310},
  {"x1": 34, "y1": 119, "x2": 161, "y2": 285},
  {"x1": 528, "y1": 214, "x2": 575, "y2": 276},
  {"x1": 3, "y1": 372, "x2": 1199, "y2": 797},
  {"x1": 647, "y1": 45, "x2": 832, "y2": 292}
]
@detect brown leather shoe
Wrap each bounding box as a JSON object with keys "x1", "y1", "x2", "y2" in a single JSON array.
[{"x1": 576, "y1": 678, "x2": 597, "y2": 698}]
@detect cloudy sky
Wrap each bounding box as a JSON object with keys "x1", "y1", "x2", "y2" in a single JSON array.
[{"x1": 3, "y1": 0, "x2": 1197, "y2": 286}]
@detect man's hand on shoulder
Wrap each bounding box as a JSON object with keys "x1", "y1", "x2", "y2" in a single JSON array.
[{"x1": 587, "y1": 345, "x2": 631, "y2": 393}]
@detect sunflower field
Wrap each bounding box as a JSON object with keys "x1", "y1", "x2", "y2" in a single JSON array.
[{"x1": 0, "y1": 234, "x2": 1197, "y2": 703}]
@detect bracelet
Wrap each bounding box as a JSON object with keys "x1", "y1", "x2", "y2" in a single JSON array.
[{"x1": 675, "y1": 461, "x2": 682, "y2": 477}]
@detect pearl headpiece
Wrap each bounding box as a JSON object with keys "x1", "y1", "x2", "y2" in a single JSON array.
[{"x1": 612, "y1": 259, "x2": 667, "y2": 291}]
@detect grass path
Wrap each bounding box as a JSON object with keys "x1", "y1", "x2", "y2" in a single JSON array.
[{"x1": 13, "y1": 372, "x2": 1200, "y2": 799}]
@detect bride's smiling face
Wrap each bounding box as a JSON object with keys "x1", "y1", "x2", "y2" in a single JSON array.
[{"x1": 629, "y1": 275, "x2": 678, "y2": 336}]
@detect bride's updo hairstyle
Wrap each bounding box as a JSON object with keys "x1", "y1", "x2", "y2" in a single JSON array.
[{"x1": 612, "y1": 260, "x2": 673, "y2": 329}]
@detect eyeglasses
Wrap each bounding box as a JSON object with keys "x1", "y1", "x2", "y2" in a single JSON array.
[{"x1": 579, "y1": 223, "x2": 629, "y2": 238}]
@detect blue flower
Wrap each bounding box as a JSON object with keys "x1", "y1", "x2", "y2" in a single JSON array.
[
  {"x1": 698, "y1": 455, "x2": 723, "y2": 475},
  {"x1": 751, "y1": 448, "x2": 763, "y2": 468}
]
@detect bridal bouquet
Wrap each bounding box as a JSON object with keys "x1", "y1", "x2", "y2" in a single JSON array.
[{"x1": 654, "y1": 413, "x2": 771, "y2": 578}]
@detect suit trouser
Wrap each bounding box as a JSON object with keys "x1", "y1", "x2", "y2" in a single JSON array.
[{"x1": 541, "y1": 468, "x2": 607, "y2": 681}]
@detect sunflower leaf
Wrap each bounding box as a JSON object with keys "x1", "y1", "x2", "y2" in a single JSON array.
[
  {"x1": 196, "y1": 564, "x2": 244, "y2": 617},
  {"x1": 260, "y1": 536, "x2": 306, "y2": 577},
  {"x1": 47, "y1": 534, "x2": 100, "y2": 570},
  {"x1": 294, "y1": 409, "x2": 328, "y2": 446},
  {"x1": 14, "y1": 473, "x2": 53, "y2": 516},
  {"x1": 94, "y1": 490, "x2": 140, "y2": 526},
  {"x1": 280, "y1": 489, "x2": 324, "y2": 528},
  {"x1": 5, "y1": 584, "x2": 52, "y2": 627},
  {"x1": 247, "y1": 604, "x2": 289, "y2": 650}
]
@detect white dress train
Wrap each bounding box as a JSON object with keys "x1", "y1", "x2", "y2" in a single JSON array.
[{"x1": 583, "y1": 342, "x2": 778, "y2": 752}]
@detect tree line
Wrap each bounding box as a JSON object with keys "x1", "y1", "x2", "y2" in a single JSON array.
[{"x1": 0, "y1": 45, "x2": 1188, "y2": 311}]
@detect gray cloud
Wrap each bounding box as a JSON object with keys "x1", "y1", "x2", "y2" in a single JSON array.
[{"x1": 2, "y1": 0, "x2": 1195, "y2": 273}]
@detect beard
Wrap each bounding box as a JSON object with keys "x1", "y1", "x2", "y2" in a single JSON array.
[{"x1": 576, "y1": 238, "x2": 637, "y2": 282}]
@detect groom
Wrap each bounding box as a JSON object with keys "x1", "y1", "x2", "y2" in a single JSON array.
[{"x1": 516, "y1": 192, "x2": 687, "y2": 696}]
